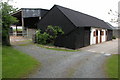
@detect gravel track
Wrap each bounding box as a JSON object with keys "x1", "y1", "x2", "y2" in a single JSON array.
[{"x1": 13, "y1": 44, "x2": 108, "y2": 78}]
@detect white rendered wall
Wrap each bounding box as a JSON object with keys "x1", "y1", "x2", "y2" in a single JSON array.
[
  {"x1": 90, "y1": 28, "x2": 96, "y2": 45},
  {"x1": 101, "y1": 29, "x2": 106, "y2": 42},
  {"x1": 90, "y1": 27, "x2": 106, "y2": 45}
]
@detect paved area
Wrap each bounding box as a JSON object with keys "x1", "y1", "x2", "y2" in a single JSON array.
[
  {"x1": 10, "y1": 36, "x2": 29, "y2": 42},
  {"x1": 80, "y1": 39, "x2": 119, "y2": 54},
  {"x1": 11, "y1": 37, "x2": 119, "y2": 78},
  {"x1": 10, "y1": 36, "x2": 32, "y2": 45}
]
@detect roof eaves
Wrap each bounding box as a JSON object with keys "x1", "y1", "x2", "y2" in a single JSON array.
[
  {"x1": 21, "y1": 8, "x2": 49, "y2": 11},
  {"x1": 11, "y1": 9, "x2": 22, "y2": 16}
]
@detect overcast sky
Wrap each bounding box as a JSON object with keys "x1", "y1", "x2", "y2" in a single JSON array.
[{"x1": 6, "y1": 0, "x2": 120, "y2": 27}]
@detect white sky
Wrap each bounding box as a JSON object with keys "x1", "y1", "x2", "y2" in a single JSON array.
[{"x1": 3, "y1": 0, "x2": 120, "y2": 27}]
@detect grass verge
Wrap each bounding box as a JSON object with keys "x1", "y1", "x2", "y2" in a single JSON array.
[
  {"x1": 0, "y1": 45, "x2": 2, "y2": 79},
  {"x1": 105, "y1": 54, "x2": 119, "y2": 78},
  {"x1": 37, "y1": 44, "x2": 80, "y2": 52},
  {"x1": 2, "y1": 46, "x2": 40, "y2": 78}
]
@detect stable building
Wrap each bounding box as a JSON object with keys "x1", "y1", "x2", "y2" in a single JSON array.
[
  {"x1": 37, "y1": 5, "x2": 113, "y2": 49},
  {"x1": 11, "y1": 8, "x2": 49, "y2": 38}
]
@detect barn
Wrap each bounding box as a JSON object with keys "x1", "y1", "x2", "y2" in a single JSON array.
[
  {"x1": 37, "y1": 5, "x2": 113, "y2": 49},
  {"x1": 11, "y1": 8, "x2": 49, "y2": 38}
]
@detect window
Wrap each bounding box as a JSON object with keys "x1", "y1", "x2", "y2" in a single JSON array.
[
  {"x1": 100, "y1": 31, "x2": 104, "y2": 35},
  {"x1": 96, "y1": 30, "x2": 98, "y2": 36},
  {"x1": 93, "y1": 31, "x2": 96, "y2": 36}
]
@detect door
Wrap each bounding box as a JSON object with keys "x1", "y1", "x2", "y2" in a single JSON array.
[
  {"x1": 106, "y1": 30, "x2": 108, "y2": 41},
  {"x1": 100, "y1": 30, "x2": 102, "y2": 43},
  {"x1": 96, "y1": 30, "x2": 98, "y2": 44}
]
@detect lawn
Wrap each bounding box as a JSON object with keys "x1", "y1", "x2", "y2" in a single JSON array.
[
  {"x1": 105, "y1": 54, "x2": 119, "y2": 78},
  {"x1": 13, "y1": 29, "x2": 23, "y2": 32},
  {"x1": 0, "y1": 46, "x2": 2, "y2": 79},
  {"x1": 2, "y1": 46, "x2": 40, "y2": 78}
]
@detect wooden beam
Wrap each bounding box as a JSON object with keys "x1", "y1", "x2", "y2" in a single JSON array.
[
  {"x1": 21, "y1": 10, "x2": 24, "y2": 36},
  {"x1": 15, "y1": 25, "x2": 17, "y2": 36}
]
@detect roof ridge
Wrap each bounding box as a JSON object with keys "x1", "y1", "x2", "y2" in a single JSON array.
[{"x1": 55, "y1": 5, "x2": 105, "y2": 22}]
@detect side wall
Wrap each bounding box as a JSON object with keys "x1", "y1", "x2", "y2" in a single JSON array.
[
  {"x1": 84, "y1": 27, "x2": 91, "y2": 46},
  {"x1": 54, "y1": 31, "x2": 76, "y2": 49},
  {"x1": 74, "y1": 27, "x2": 90, "y2": 49},
  {"x1": 107, "y1": 30, "x2": 113, "y2": 41},
  {"x1": 55, "y1": 27, "x2": 90, "y2": 49},
  {"x1": 74, "y1": 28, "x2": 84, "y2": 49}
]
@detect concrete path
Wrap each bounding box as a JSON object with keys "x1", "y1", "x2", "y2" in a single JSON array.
[
  {"x1": 11, "y1": 37, "x2": 118, "y2": 78},
  {"x1": 80, "y1": 39, "x2": 119, "y2": 54}
]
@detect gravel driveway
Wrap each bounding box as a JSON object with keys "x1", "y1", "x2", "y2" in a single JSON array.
[{"x1": 13, "y1": 44, "x2": 108, "y2": 78}]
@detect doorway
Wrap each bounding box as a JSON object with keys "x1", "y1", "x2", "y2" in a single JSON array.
[
  {"x1": 96, "y1": 30, "x2": 98, "y2": 44},
  {"x1": 100, "y1": 30, "x2": 102, "y2": 43}
]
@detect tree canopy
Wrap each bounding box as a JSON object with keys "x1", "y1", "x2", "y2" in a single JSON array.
[
  {"x1": 1, "y1": 1, "x2": 18, "y2": 45},
  {"x1": 108, "y1": 9, "x2": 120, "y2": 24}
]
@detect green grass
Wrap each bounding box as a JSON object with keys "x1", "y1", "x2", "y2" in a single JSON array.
[
  {"x1": 2, "y1": 46, "x2": 40, "y2": 78},
  {"x1": 13, "y1": 29, "x2": 23, "y2": 32},
  {"x1": 105, "y1": 54, "x2": 119, "y2": 78},
  {"x1": 37, "y1": 44, "x2": 80, "y2": 52},
  {"x1": 0, "y1": 46, "x2": 2, "y2": 79},
  {"x1": 17, "y1": 40, "x2": 33, "y2": 46}
]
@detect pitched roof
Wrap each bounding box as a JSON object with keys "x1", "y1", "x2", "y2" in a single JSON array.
[
  {"x1": 55, "y1": 5, "x2": 112, "y2": 30},
  {"x1": 106, "y1": 22, "x2": 114, "y2": 29}
]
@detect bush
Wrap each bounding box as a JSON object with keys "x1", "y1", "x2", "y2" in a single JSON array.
[
  {"x1": 46, "y1": 25, "x2": 64, "y2": 43},
  {"x1": 112, "y1": 36, "x2": 116, "y2": 39},
  {"x1": 35, "y1": 30, "x2": 50, "y2": 44},
  {"x1": 34, "y1": 25, "x2": 64, "y2": 45}
]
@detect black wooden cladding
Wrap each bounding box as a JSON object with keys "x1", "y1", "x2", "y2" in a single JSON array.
[
  {"x1": 83, "y1": 27, "x2": 90, "y2": 47},
  {"x1": 74, "y1": 28, "x2": 84, "y2": 49},
  {"x1": 55, "y1": 27, "x2": 90, "y2": 49},
  {"x1": 54, "y1": 34, "x2": 76, "y2": 49}
]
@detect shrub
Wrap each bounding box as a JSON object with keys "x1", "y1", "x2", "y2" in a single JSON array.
[
  {"x1": 35, "y1": 30, "x2": 50, "y2": 44},
  {"x1": 46, "y1": 25, "x2": 64, "y2": 43},
  {"x1": 34, "y1": 25, "x2": 64, "y2": 45},
  {"x1": 112, "y1": 36, "x2": 116, "y2": 39}
]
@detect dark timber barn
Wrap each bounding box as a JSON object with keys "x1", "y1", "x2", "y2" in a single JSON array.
[{"x1": 37, "y1": 5, "x2": 113, "y2": 49}]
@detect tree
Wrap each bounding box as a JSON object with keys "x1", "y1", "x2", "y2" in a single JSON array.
[
  {"x1": 1, "y1": 1, "x2": 18, "y2": 45},
  {"x1": 108, "y1": 9, "x2": 120, "y2": 24}
]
